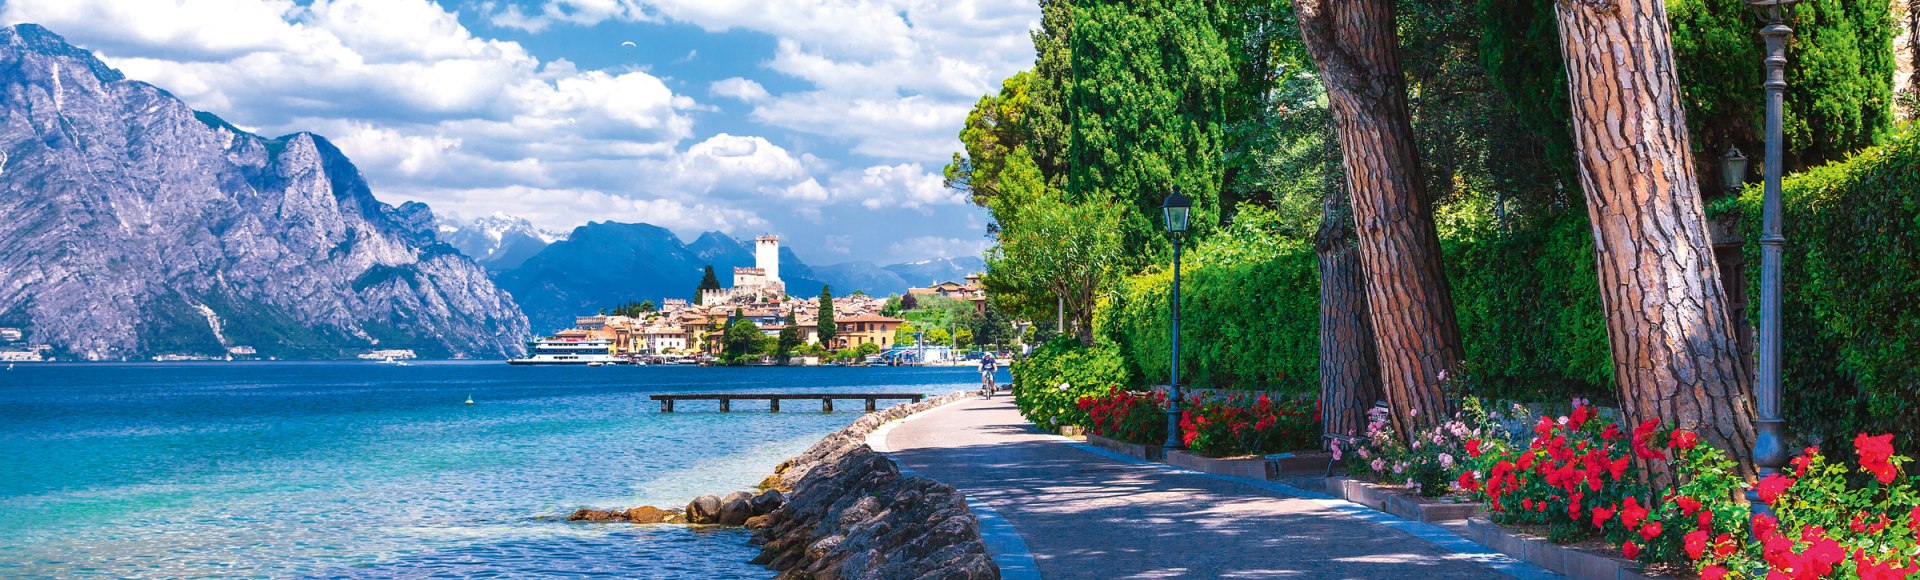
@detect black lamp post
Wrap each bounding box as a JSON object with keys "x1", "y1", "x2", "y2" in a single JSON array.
[
  {"x1": 1161, "y1": 187, "x2": 1192, "y2": 450},
  {"x1": 1746, "y1": 0, "x2": 1796, "y2": 502}
]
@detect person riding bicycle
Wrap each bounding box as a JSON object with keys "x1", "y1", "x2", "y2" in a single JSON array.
[{"x1": 979, "y1": 353, "x2": 999, "y2": 399}]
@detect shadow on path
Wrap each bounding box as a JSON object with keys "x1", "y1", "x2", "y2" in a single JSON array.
[{"x1": 887, "y1": 398, "x2": 1517, "y2": 579}]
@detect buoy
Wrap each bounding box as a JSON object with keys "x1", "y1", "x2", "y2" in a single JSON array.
[{"x1": 464, "y1": 395, "x2": 475, "y2": 405}]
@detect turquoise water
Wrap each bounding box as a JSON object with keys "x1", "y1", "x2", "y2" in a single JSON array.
[{"x1": 0, "y1": 362, "x2": 994, "y2": 578}]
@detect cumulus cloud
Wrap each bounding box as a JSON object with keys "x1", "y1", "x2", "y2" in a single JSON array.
[
  {"x1": 709, "y1": 77, "x2": 770, "y2": 103},
  {"x1": 0, "y1": 0, "x2": 1016, "y2": 260},
  {"x1": 483, "y1": 0, "x2": 1039, "y2": 163}
]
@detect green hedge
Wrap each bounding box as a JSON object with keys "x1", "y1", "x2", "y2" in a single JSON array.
[
  {"x1": 1441, "y1": 201, "x2": 1613, "y2": 403},
  {"x1": 1097, "y1": 206, "x2": 1321, "y2": 392},
  {"x1": 1716, "y1": 128, "x2": 1920, "y2": 451},
  {"x1": 1012, "y1": 337, "x2": 1135, "y2": 433}
]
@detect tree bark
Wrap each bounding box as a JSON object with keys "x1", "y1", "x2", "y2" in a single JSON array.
[
  {"x1": 1293, "y1": 0, "x2": 1464, "y2": 435},
  {"x1": 1554, "y1": 0, "x2": 1757, "y2": 474},
  {"x1": 1316, "y1": 182, "x2": 1385, "y2": 439}
]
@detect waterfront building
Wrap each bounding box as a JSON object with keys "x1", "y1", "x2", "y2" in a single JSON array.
[{"x1": 832, "y1": 313, "x2": 907, "y2": 350}]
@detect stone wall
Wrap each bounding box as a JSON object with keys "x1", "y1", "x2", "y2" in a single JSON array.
[
  {"x1": 750, "y1": 392, "x2": 998, "y2": 579},
  {"x1": 1899, "y1": 0, "x2": 1918, "y2": 121}
]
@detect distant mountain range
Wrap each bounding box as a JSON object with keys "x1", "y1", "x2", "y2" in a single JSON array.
[
  {"x1": 0, "y1": 24, "x2": 529, "y2": 360},
  {"x1": 482, "y1": 220, "x2": 985, "y2": 334},
  {"x1": 437, "y1": 213, "x2": 566, "y2": 272}
]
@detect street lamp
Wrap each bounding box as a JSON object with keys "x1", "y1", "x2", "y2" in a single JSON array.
[
  {"x1": 1745, "y1": 0, "x2": 1797, "y2": 499},
  {"x1": 1161, "y1": 187, "x2": 1192, "y2": 450},
  {"x1": 1722, "y1": 147, "x2": 1749, "y2": 193}
]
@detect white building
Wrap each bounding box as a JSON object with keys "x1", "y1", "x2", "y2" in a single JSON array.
[{"x1": 710, "y1": 235, "x2": 787, "y2": 304}]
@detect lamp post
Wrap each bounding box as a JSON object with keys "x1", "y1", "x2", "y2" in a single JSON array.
[
  {"x1": 1746, "y1": 0, "x2": 1796, "y2": 495},
  {"x1": 1161, "y1": 187, "x2": 1192, "y2": 450}
]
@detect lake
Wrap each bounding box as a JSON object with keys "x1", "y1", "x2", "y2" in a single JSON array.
[{"x1": 0, "y1": 362, "x2": 998, "y2": 578}]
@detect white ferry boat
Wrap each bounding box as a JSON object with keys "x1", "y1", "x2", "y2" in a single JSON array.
[{"x1": 506, "y1": 337, "x2": 625, "y2": 366}]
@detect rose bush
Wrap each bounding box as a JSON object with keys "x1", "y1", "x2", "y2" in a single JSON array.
[
  {"x1": 1340, "y1": 398, "x2": 1500, "y2": 497},
  {"x1": 1076, "y1": 387, "x2": 1168, "y2": 445},
  {"x1": 1177, "y1": 391, "x2": 1318, "y2": 458},
  {"x1": 1466, "y1": 397, "x2": 1920, "y2": 578}
]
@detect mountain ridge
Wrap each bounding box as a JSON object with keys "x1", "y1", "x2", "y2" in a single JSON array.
[{"x1": 0, "y1": 24, "x2": 529, "y2": 360}]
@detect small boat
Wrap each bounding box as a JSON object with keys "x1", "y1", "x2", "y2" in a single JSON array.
[
  {"x1": 464, "y1": 394, "x2": 475, "y2": 405},
  {"x1": 587, "y1": 362, "x2": 605, "y2": 367}
]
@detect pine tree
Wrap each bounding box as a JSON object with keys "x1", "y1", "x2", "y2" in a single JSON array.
[{"x1": 816, "y1": 285, "x2": 837, "y2": 350}]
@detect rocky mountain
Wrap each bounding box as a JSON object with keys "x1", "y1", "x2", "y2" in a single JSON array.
[
  {"x1": 438, "y1": 213, "x2": 565, "y2": 272},
  {"x1": 0, "y1": 24, "x2": 529, "y2": 360}
]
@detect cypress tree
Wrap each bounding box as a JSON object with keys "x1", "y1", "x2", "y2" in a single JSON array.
[
  {"x1": 817, "y1": 285, "x2": 837, "y2": 350},
  {"x1": 695, "y1": 265, "x2": 722, "y2": 304}
]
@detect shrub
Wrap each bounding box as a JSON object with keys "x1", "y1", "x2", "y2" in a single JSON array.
[
  {"x1": 1714, "y1": 128, "x2": 1920, "y2": 453},
  {"x1": 1098, "y1": 206, "x2": 1320, "y2": 391},
  {"x1": 1076, "y1": 387, "x2": 1168, "y2": 445},
  {"x1": 1177, "y1": 391, "x2": 1319, "y2": 458},
  {"x1": 1012, "y1": 337, "x2": 1134, "y2": 433},
  {"x1": 1695, "y1": 435, "x2": 1919, "y2": 579},
  {"x1": 1342, "y1": 397, "x2": 1498, "y2": 498}
]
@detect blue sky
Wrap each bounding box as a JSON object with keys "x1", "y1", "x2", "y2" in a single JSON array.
[{"x1": 0, "y1": 0, "x2": 1038, "y2": 263}]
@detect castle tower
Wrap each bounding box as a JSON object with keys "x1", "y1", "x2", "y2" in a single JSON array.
[{"x1": 756, "y1": 235, "x2": 781, "y2": 285}]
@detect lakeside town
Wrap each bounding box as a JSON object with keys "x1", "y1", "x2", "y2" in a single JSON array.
[{"x1": 513, "y1": 235, "x2": 1015, "y2": 367}]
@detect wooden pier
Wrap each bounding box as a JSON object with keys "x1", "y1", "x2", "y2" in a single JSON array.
[{"x1": 649, "y1": 393, "x2": 928, "y2": 413}]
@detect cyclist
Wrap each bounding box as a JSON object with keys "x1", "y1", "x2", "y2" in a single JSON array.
[{"x1": 979, "y1": 353, "x2": 999, "y2": 399}]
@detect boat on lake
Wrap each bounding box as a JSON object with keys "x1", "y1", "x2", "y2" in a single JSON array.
[{"x1": 506, "y1": 336, "x2": 625, "y2": 366}]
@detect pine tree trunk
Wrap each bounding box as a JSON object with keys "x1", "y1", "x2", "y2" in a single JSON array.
[
  {"x1": 1555, "y1": 0, "x2": 1757, "y2": 474},
  {"x1": 1317, "y1": 183, "x2": 1384, "y2": 439},
  {"x1": 1294, "y1": 0, "x2": 1464, "y2": 435}
]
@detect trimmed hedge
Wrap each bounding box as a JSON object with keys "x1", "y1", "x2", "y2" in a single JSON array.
[
  {"x1": 1715, "y1": 129, "x2": 1920, "y2": 451},
  {"x1": 1012, "y1": 337, "x2": 1135, "y2": 433},
  {"x1": 1097, "y1": 206, "x2": 1320, "y2": 392}
]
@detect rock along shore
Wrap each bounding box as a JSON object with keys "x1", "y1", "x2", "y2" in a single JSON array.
[{"x1": 749, "y1": 391, "x2": 998, "y2": 579}]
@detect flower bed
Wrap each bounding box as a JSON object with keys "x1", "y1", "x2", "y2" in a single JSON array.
[
  {"x1": 1462, "y1": 398, "x2": 1920, "y2": 579},
  {"x1": 1337, "y1": 397, "x2": 1497, "y2": 498},
  {"x1": 1177, "y1": 391, "x2": 1319, "y2": 458},
  {"x1": 1076, "y1": 387, "x2": 1167, "y2": 446}
]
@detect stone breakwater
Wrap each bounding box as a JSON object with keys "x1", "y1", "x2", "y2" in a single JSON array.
[{"x1": 749, "y1": 391, "x2": 998, "y2": 579}]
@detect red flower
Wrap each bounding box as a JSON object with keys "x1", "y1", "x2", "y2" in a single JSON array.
[
  {"x1": 1619, "y1": 496, "x2": 1648, "y2": 531},
  {"x1": 1700, "y1": 565, "x2": 1728, "y2": 580},
  {"x1": 1465, "y1": 438, "x2": 1482, "y2": 458},
  {"x1": 1854, "y1": 433, "x2": 1899, "y2": 485},
  {"x1": 1620, "y1": 540, "x2": 1640, "y2": 560},
  {"x1": 1639, "y1": 521, "x2": 1662, "y2": 541},
  {"x1": 1631, "y1": 419, "x2": 1667, "y2": 461},
  {"x1": 1675, "y1": 496, "x2": 1701, "y2": 517},
  {"x1": 1591, "y1": 505, "x2": 1615, "y2": 529},
  {"x1": 1569, "y1": 404, "x2": 1593, "y2": 430},
  {"x1": 1600, "y1": 422, "x2": 1623, "y2": 441},
  {"x1": 1522, "y1": 498, "x2": 1534, "y2": 512},
  {"x1": 1668, "y1": 429, "x2": 1698, "y2": 451},
  {"x1": 1792, "y1": 445, "x2": 1818, "y2": 477},
  {"x1": 1756, "y1": 473, "x2": 1795, "y2": 505},
  {"x1": 1911, "y1": 505, "x2": 1920, "y2": 544},
  {"x1": 1683, "y1": 529, "x2": 1709, "y2": 560},
  {"x1": 1696, "y1": 510, "x2": 1712, "y2": 532},
  {"x1": 1456, "y1": 470, "x2": 1480, "y2": 492},
  {"x1": 1713, "y1": 533, "x2": 1736, "y2": 558},
  {"x1": 1752, "y1": 514, "x2": 1780, "y2": 541}
]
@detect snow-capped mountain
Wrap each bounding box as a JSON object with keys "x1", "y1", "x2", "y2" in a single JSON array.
[{"x1": 437, "y1": 213, "x2": 567, "y2": 272}]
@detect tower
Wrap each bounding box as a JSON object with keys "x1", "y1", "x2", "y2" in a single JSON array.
[{"x1": 756, "y1": 235, "x2": 781, "y2": 285}]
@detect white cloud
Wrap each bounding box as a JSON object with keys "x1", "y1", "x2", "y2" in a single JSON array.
[
  {"x1": 709, "y1": 77, "x2": 770, "y2": 103},
  {"x1": 0, "y1": 0, "x2": 1018, "y2": 262},
  {"x1": 831, "y1": 163, "x2": 965, "y2": 211},
  {"x1": 887, "y1": 235, "x2": 990, "y2": 263},
  {"x1": 419, "y1": 186, "x2": 766, "y2": 235},
  {"x1": 486, "y1": 0, "x2": 1039, "y2": 163}
]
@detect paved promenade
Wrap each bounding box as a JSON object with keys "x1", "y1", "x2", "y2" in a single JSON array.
[{"x1": 880, "y1": 397, "x2": 1548, "y2": 579}]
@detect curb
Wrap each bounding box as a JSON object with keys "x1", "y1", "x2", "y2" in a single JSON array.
[{"x1": 868, "y1": 396, "x2": 1043, "y2": 580}]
